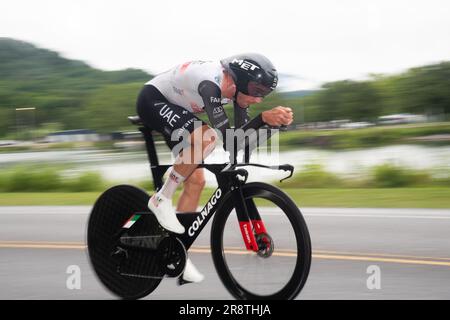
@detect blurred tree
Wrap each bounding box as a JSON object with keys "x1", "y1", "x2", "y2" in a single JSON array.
[
  {"x1": 79, "y1": 83, "x2": 143, "y2": 132},
  {"x1": 395, "y1": 62, "x2": 450, "y2": 118},
  {"x1": 312, "y1": 80, "x2": 382, "y2": 121},
  {"x1": 1, "y1": 37, "x2": 449, "y2": 138},
  {"x1": 299, "y1": 62, "x2": 450, "y2": 123},
  {"x1": 0, "y1": 38, "x2": 151, "y2": 136}
]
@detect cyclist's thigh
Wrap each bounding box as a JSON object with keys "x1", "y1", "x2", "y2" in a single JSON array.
[{"x1": 137, "y1": 86, "x2": 206, "y2": 151}]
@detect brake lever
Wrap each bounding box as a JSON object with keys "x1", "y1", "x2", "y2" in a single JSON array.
[{"x1": 278, "y1": 164, "x2": 294, "y2": 183}]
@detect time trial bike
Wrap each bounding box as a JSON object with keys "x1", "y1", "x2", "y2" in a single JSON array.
[{"x1": 87, "y1": 115, "x2": 311, "y2": 300}]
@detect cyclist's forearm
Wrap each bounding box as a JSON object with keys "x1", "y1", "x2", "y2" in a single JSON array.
[{"x1": 239, "y1": 113, "x2": 265, "y2": 131}]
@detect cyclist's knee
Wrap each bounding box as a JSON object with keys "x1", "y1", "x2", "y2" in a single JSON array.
[
  {"x1": 184, "y1": 172, "x2": 206, "y2": 192},
  {"x1": 202, "y1": 127, "x2": 217, "y2": 156},
  {"x1": 190, "y1": 125, "x2": 217, "y2": 156},
  {"x1": 185, "y1": 177, "x2": 206, "y2": 192}
]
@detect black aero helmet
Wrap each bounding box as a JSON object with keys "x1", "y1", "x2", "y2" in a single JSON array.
[{"x1": 220, "y1": 53, "x2": 278, "y2": 97}]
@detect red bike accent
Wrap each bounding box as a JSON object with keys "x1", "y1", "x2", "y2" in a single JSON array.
[
  {"x1": 239, "y1": 221, "x2": 259, "y2": 251},
  {"x1": 251, "y1": 219, "x2": 267, "y2": 234}
]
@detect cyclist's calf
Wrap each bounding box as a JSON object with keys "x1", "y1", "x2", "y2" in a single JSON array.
[{"x1": 185, "y1": 170, "x2": 206, "y2": 191}]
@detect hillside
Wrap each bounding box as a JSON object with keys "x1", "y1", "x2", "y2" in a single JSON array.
[
  {"x1": 0, "y1": 38, "x2": 301, "y2": 135},
  {"x1": 0, "y1": 38, "x2": 150, "y2": 85},
  {"x1": 0, "y1": 38, "x2": 152, "y2": 135},
  {"x1": 0, "y1": 38, "x2": 449, "y2": 138}
]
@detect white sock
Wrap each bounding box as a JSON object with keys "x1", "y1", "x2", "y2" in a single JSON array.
[{"x1": 157, "y1": 168, "x2": 185, "y2": 199}]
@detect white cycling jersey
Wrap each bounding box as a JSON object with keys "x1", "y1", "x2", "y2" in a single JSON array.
[{"x1": 146, "y1": 60, "x2": 230, "y2": 113}]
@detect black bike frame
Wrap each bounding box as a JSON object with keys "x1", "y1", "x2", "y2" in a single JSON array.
[{"x1": 138, "y1": 125, "x2": 263, "y2": 251}]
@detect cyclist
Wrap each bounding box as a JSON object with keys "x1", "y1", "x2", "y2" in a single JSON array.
[{"x1": 136, "y1": 53, "x2": 293, "y2": 284}]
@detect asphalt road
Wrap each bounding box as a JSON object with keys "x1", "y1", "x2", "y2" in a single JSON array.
[{"x1": 1, "y1": 206, "x2": 450, "y2": 300}]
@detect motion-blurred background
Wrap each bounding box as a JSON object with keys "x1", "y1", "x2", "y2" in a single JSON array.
[{"x1": 2, "y1": 0, "x2": 450, "y2": 301}]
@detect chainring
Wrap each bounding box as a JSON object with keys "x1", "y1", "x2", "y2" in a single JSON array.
[{"x1": 157, "y1": 236, "x2": 187, "y2": 278}]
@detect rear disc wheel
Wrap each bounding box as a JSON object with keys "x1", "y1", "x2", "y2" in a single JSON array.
[{"x1": 87, "y1": 185, "x2": 163, "y2": 299}]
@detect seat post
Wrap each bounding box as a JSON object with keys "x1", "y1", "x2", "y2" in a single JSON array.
[{"x1": 139, "y1": 126, "x2": 164, "y2": 191}]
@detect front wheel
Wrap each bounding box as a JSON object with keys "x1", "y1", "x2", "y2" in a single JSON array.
[{"x1": 210, "y1": 182, "x2": 311, "y2": 300}]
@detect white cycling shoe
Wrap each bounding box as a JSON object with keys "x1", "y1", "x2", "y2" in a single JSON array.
[
  {"x1": 179, "y1": 258, "x2": 204, "y2": 285},
  {"x1": 148, "y1": 193, "x2": 185, "y2": 234}
]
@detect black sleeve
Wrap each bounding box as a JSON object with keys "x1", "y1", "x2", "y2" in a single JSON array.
[{"x1": 198, "y1": 80, "x2": 231, "y2": 148}]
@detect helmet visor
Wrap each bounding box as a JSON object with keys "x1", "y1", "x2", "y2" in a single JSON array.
[{"x1": 247, "y1": 81, "x2": 273, "y2": 97}]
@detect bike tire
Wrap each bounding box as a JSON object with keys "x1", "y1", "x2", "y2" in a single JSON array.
[
  {"x1": 87, "y1": 184, "x2": 162, "y2": 299},
  {"x1": 210, "y1": 182, "x2": 311, "y2": 300}
]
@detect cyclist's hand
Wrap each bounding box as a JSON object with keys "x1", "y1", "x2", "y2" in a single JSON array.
[{"x1": 262, "y1": 106, "x2": 293, "y2": 126}]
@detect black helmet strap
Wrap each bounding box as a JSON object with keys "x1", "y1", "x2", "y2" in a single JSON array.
[{"x1": 234, "y1": 89, "x2": 239, "y2": 101}]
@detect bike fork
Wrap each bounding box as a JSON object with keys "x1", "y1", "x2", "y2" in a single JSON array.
[
  {"x1": 246, "y1": 199, "x2": 268, "y2": 235},
  {"x1": 231, "y1": 187, "x2": 268, "y2": 252}
]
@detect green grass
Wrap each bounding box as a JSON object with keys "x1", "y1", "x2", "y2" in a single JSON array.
[
  {"x1": 278, "y1": 122, "x2": 450, "y2": 149},
  {"x1": 0, "y1": 165, "x2": 108, "y2": 192},
  {"x1": 1, "y1": 188, "x2": 449, "y2": 208},
  {"x1": 277, "y1": 163, "x2": 450, "y2": 189},
  {"x1": 282, "y1": 188, "x2": 450, "y2": 208}
]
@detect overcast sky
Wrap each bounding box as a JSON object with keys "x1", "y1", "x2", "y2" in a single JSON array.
[{"x1": 1, "y1": 0, "x2": 450, "y2": 90}]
